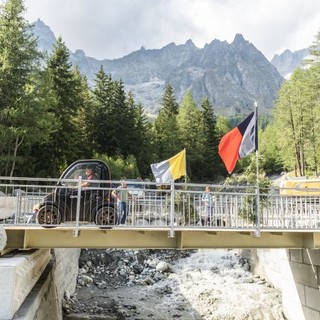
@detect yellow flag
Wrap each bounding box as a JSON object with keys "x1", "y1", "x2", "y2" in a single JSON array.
[
  {"x1": 169, "y1": 149, "x2": 186, "y2": 180},
  {"x1": 150, "y1": 149, "x2": 186, "y2": 183}
]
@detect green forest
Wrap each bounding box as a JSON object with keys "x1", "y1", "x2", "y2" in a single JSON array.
[{"x1": 1, "y1": 0, "x2": 320, "y2": 182}]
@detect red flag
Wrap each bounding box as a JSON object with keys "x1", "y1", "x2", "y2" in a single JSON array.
[{"x1": 218, "y1": 111, "x2": 257, "y2": 174}]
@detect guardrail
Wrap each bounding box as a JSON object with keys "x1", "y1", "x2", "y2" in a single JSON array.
[{"x1": 1, "y1": 177, "x2": 320, "y2": 237}]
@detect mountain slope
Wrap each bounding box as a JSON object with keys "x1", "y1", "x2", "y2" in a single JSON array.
[
  {"x1": 32, "y1": 19, "x2": 284, "y2": 116},
  {"x1": 271, "y1": 48, "x2": 309, "y2": 79}
]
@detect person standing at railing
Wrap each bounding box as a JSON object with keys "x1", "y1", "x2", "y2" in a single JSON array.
[
  {"x1": 202, "y1": 186, "x2": 225, "y2": 227},
  {"x1": 112, "y1": 180, "x2": 131, "y2": 225},
  {"x1": 202, "y1": 186, "x2": 214, "y2": 225}
]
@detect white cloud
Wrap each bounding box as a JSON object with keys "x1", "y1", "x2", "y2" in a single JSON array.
[{"x1": 23, "y1": 0, "x2": 320, "y2": 60}]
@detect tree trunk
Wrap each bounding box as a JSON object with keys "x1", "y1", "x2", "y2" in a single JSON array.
[{"x1": 9, "y1": 136, "x2": 23, "y2": 177}]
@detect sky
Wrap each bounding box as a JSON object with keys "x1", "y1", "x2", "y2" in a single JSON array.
[{"x1": 22, "y1": 0, "x2": 320, "y2": 61}]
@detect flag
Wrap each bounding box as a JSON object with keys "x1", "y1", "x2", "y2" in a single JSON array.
[
  {"x1": 218, "y1": 111, "x2": 257, "y2": 174},
  {"x1": 150, "y1": 149, "x2": 186, "y2": 183}
]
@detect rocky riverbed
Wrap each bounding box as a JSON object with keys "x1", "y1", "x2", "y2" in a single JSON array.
[{"x1": 62, "y1": 249, "x2": 286, "y2": 319}]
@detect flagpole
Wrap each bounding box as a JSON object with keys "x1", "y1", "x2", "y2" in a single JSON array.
[
  {"x1": 254, "y1": 100, "x2": 260, "y2": 237},
  {"x1": 184, "y1": 148, "x2": 187, "y2": 186}
]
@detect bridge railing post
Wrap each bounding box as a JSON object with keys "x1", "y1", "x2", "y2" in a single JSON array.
[
  {"x1": 73, "y1": 176, "x2": 82, "y2": 237},
  {"x1": 14, "y1": 192, "x2": 21, "y2": 224},
  {"x1": 169, "y1": 180, "x2": 175, "y2": 238},
  {"x1": 254, "y1": 185, "x2": 261, "y2": 237}
]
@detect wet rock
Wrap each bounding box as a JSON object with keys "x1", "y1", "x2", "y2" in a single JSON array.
[
  {"x1": 78, "y1": 275, "x2": 93, "y2": 286},
  {"x1": 155, "y1": 261, "x2": 170, "y2": 272},
  {"x1": 140, "y1": 277, "x2": 155, "y2": 286}
]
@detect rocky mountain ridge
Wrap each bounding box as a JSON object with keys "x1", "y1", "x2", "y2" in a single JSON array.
[
  {"x1": 32, "y1": 19, "x2": 304, "y2": 116},
  {"x1": 271, "y1": 48, "x2": 310, "y2": 79}
]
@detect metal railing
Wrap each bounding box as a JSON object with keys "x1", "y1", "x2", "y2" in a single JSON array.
[{"x1": 1, "y1": 176, "x2": 320, "y2": 236}]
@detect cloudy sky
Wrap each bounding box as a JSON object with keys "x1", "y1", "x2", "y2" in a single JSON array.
[{"x1": 23, "y1": 0, "x2": 320, "y2": 61}]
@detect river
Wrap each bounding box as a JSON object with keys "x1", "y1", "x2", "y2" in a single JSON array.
[{"x1": 64, "y1": 249, "x2": 286, "y2": 319}]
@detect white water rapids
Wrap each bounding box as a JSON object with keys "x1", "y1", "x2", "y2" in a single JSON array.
[
  {"x1": 94, "y1": 249, "x2": 286, "y2": 319},
  {"x1": 159, "y1": 249, "x2": 285, "y2": 319}
]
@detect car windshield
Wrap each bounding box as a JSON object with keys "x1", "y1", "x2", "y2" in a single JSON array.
[
  {"x1": 127, "y1": 183, "x2": 141, "y2": 189},
  {"x1": 127, "y1": 179, "x2": 144, "y2": 189}
]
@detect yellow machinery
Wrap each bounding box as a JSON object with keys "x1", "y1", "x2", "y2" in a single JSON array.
[{"x1": 279, "y1": 178, "x2": 320, "y2": 196}]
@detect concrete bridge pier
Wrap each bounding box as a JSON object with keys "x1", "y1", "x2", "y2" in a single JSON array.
[{"x1": 0, "y1": 248, "x2": 80, "y2": 320}]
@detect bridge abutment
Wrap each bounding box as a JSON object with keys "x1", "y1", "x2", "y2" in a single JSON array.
[
  {"x1": 0, "y1": 249, "x2": 51, "y2": 319},
  {"x1": 0, "y1": 248, "x2": 80, "y2": 319},
  {"x1": 242, "y1": 248, "x2": 320, "y2": 320}
]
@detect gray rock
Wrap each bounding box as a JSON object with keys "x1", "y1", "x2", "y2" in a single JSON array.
[
  {"x1": 155, "y1": 261, "x2": 170, "y2": 272},
  {"x1": 78, "y1": 275, "x2": 94, "y2": 285}
]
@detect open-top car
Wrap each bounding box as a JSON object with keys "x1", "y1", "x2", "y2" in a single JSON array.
[{"x1": 34, "y1": 159, "x2": 116, "y2": 227}]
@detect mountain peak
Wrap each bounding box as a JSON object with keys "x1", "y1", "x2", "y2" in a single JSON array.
[
  {"x1": 34, "y1": 18, "x2": 44, "y2": 26},
  {"x1": 232, "y1": 34, "x2": 247, "y2": 45},
  {"x1": 31, "y1": 19, "x2": 56, "y2": 53},
  {"x1": 271, "y1": 48, "x2": 309, "y2": 77},
  {"x1": 163, "y1": 42, "x2": 176, "y2": 49},
  {"x1": 185, "y1": 39, "x2": 196, "y2": 48}
]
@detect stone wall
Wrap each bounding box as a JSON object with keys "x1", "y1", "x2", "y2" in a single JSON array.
[
  {"x1": 241, "y1": 248, "x2": 320, "y2": 320},
  {"x1": 32, "y1": 248, "x2": 81, "y2": 320},
  {"x1": 52, "y1": 248, "x2": 81, "y2": 306}
]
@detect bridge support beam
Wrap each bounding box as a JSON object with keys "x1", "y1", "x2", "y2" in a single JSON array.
[
  {"x1": 0, "y1": 249, "x2": 51, "y2": 319},
  {"x1": 3, "y1": 227, "x2": 320, "y2": 249}
]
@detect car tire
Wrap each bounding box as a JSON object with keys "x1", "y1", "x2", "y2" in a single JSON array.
[
  {"x1": 37, "y1": 205, "x2": 61, "y2": 227},
  {"x1": 95, "y1": 206, "x2": 116, "y2": 228}
]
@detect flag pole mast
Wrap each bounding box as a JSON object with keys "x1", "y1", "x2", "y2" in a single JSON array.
[
  {"x1": 184, "y1": 148, "x2": 187, "y2": 186},
  {"x1": 254, "y1": 100, "x2": 260, "y2": 237}
]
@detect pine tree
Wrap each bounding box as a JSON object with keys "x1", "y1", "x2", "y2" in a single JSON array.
[
  {"x1": 91, "y1": 66, "x2": 112, "y2": 154},
  {"x1": 91, "y1": 68, "x2": 126, "y2": 156},
  {"x1": 153, "y1": 84, "x2": 180, "y2": 160},
  {"x1": 72, "y1": 67, "x2": 94, "y2": 159},
  {"x1": 306, "y1": 29, "x2": 320, "y2": 63},
  {"x1": 41, "y1": 36, "x2": 84, "y2": 176},
  {"x1": 113, "y1": 79, "x2": 135, "y2": 157},
  {"x1": 199, "y1": 97, "x2": 222, "y2": 180},
  {"x1": 127, "y1": 92, "x2": 154, "y2": 176},
  {"x1": 176, "y1": 91, "x2": 202, "y2": 181},
  {"x1": 0, "y1": 0, "x2": 53, "y2": 176}
]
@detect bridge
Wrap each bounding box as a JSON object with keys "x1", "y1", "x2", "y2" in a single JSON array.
[
  {"x1": 1, "y1": 176, "x2": 320, "y2": 251},
  {"x1": 2, "y1": 176, "x2": 320, "y2": 320}
]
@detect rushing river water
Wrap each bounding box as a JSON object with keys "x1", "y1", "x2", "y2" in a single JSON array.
[
  {"x1": 163, "y1": 249, "x2": 285, "y2": 319},
  {"x1": 69, "y1": 249, "x2": 286, "y2": 319}
]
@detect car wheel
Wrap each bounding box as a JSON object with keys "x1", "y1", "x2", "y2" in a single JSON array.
[
  {"x1": 37, "y1": 205, "x2": 61, "y2": 227},
  {"x1": 95, "y1": 206, "x2": 116, "y2": 228}
]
